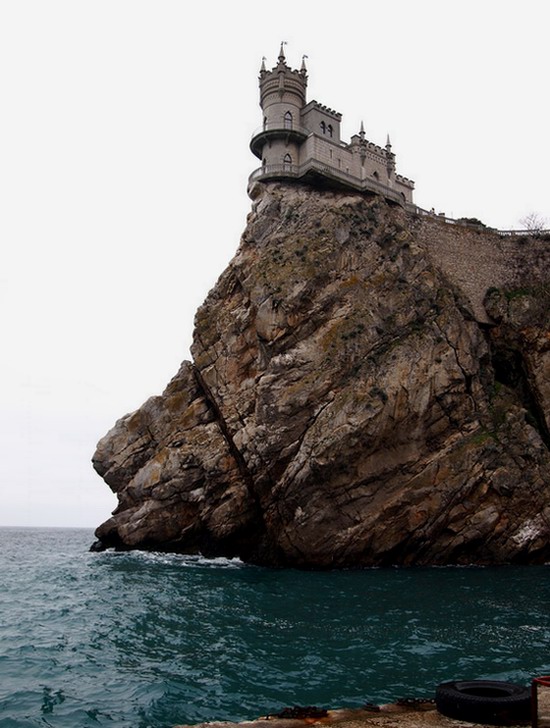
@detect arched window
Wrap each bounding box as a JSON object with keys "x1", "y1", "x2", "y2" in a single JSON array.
[
  {"x1": 320, "y1": 121, "x2": 326, "y2": 134},
  {"x1": 284, "y1": 111, "x2": 292, "y2": 129},
  {"x1": 327, "y1": 124, "x2": 333, "y2": 138},
  {"x1": 283, "y1": 153, "x2": 292, "y2": 171},
  {"x1": 373, "y1": 170, "x2": 380, "y2": 181}
]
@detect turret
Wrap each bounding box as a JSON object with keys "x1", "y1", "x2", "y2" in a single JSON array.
[
  {"x1": 385, "y1": 134, "x2": 396, "y2": 181},
  {"x1": 259, "y1": 43, "x2": 308, "y2": 129},
  {"x1": 250, "y1": 45, "x2": 309, "y2": 169}
]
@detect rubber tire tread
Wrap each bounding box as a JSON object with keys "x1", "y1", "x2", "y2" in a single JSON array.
[{"x1": 435, "y1": 680, "x2": 531, "y2": 725}]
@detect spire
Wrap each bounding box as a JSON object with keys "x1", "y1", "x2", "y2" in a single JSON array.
[
  {"x1": 260, "y1": 56, "x2": 267, "y2": 73},
  {"x1": 300, "y1": 54, "x2": 308, "y2": 74},
  {"x1": 278, "y1": 41, "x2": 287, "y2": 63},
  {"x1": 386, "y1": 133, "x2": 395, "y2": 177},
  {"x1": 360, "y1": 121, "x2": 365, "y2": 140}
]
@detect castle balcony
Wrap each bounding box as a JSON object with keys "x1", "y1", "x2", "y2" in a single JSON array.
[
  {"x1": 248, "y1": 163, "x2": 302, "y2": 184},
  {"x1": 248, "y1": 159, "x2": 414, "y2": 209},
  {"x1": 249, "y1": 123, "x2": 310, "y2": 159}
]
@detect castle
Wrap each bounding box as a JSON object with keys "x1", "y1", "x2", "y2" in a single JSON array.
[{"x1": 249, "y1": 45, "x2": 415, "y2": 207}]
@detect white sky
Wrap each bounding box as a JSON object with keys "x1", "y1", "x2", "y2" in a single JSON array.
[{"x1": 1, "y1": 0, "x2": 549, "y2": 528}]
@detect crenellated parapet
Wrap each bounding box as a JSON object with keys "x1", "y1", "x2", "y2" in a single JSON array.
[
  {"x1": 396, "y1": 174, "x2": 415, "y2": 189},
  {"x1": 249, "y1": 47, "x2": 415, "y2": 207}
]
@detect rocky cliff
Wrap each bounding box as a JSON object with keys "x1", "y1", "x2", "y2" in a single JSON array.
[{"x1": 92, "y1": 183, "x2": 550, "y2": 566}]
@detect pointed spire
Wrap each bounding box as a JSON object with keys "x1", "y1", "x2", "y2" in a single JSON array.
[
  {"x1": 260, "y1": 56, "x2": 267, "y2": 73},
  {"x1": 386, "y1": 133, "x2": 395, "y2": 176},
  {"x1": 300, "y1": 54, "x2": 308, "y2": 74},
  {"x1": 360, "y1": 121, "x2": 365, "y2": 140},
  {"x1": 278, "y1": 41, "x2": 287, "y2": 63}
]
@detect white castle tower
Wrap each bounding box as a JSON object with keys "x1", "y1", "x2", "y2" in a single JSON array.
[{"x1": 249, "y1": 45, "x2": 415, "y2": 207}]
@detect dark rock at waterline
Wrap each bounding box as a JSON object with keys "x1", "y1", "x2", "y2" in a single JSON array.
[{"x1": 89, "y1": 540, "x2": 105, "y2": 553}]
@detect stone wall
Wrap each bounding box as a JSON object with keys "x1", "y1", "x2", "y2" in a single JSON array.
[{"x1": 415, "y1": 215, "x2": 550, "y2": 322}]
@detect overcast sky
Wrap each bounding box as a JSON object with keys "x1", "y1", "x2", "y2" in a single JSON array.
[{"x1": 1, "y1": 0, "x2": 549, "y2": 528}]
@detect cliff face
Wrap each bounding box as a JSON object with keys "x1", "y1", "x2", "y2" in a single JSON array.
[{"x1": 92, "y1": 183, "x2": 550, "y2": 566}]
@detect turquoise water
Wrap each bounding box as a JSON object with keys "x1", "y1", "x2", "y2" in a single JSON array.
[{"x1": 1, "y1": 528, "x2": 549, "y2": 727}]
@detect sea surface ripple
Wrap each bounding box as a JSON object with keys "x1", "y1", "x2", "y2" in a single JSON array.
[{"x1": 1, "y1": 527, "x2": 549, "y2": 728}]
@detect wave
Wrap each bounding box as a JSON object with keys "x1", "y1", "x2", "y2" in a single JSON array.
[{"x1": 97, "y1": 548, "x2": 246, "y2": 569}]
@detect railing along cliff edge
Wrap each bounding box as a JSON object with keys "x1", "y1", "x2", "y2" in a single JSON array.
[{"x1": 410, "y1": 206, "x2": 550, "y2": 237}]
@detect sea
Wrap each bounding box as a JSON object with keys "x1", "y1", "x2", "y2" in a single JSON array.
[{"x1": 1, "y1": 528, "x2": 549, "y2": 728}]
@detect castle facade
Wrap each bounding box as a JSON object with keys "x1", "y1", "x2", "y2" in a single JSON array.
[{"x1": 249, "y1": 46, "x2": 415, "y2": 207}]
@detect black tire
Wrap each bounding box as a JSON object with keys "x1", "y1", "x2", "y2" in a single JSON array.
[{"x1": 435, "y1": 680, "x2": 531, "y2": 725}]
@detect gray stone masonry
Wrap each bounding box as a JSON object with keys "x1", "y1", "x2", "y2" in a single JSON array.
[
  {"x1": 249, "y1": 46, "x2": 414, "y2": 206},
  {"x1": 416, "y1": 214, "x2": 550, "y2": 322}
]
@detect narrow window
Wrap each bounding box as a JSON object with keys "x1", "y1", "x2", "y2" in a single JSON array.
[
  {"x1": 283, "y1": 153, "x2": 292, "y2": 171},
  {"x1": 263, "y1": 116, "x2": 267, "y2": 129},
  {"x1": 284, "y1": 111, "x2": 292, "y2": 129},
  {"x1": 262, "y1": 158, "x2": 267, "y2": 169},
  {"x1": 327, "y1": 124, "x2": 333, "y2": 138},
  {"x1": 320, "y1": 121, "x2": 326, "y2": 134},
  {"x1": 373, "y1": 170, "x2": 379, "y2": 180}
]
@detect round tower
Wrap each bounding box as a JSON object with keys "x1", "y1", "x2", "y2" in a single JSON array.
[{"x1": 250, "y1": 44, "x2": 308, "y2": 172}]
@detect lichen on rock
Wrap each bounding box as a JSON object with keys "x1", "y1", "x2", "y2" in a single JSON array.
[{"x1": 92, "y1": 183, "x2": 550, "y2": 567}]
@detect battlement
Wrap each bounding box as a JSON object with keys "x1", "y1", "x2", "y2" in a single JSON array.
[
  {"x1": 259, "y1": 67, "x2": 307, "y2": 86},
  {"x1": 396, "y1": 174, "x2": 415, "y2": 189},
  {"x1": 249, "y1": 48, "x2": 414, "y2": 207},
  {"x1": 304, "y1": 101, "x2": 342, "y2": 121}
]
